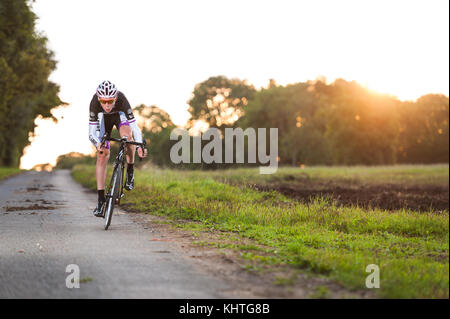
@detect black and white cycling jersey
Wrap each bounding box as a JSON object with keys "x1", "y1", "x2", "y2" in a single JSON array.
[{"x1": 88, "y1": 91, "x2": 143, "y2": 147}]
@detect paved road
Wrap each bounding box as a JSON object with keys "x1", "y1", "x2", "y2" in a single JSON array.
[{"x1": 0, "y1": 170, "x2": 239, "y2": 298}]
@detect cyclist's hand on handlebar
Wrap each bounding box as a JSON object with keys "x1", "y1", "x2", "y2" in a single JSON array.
[
  {"x1": 96, "y1": 142, "x2": 107, "y2": 153},
  {"x1": 137, "y1": 146, "x2": 148, "y2": 158}
]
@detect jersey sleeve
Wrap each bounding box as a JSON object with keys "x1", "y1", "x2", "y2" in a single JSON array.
[
  {"x1": 89, "y1": 94, "x2": 99, "y2": 123},
  {"x1": 129, "y1": 120, "x2": 143, "y2": 144},
  {"x1": 118, "y1": 92, "x2": 143, "y2": 144},
  {"x1": 118, "y1": 91, "x2": 136, "y2": 121},
  {"x1": 89, "y1": 94, "x2": 100, "y2": 146}
]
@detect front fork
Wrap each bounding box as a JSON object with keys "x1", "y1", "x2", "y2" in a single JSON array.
[{"x1": 102, "y1": 164, "x2": 117, "y2": 217}]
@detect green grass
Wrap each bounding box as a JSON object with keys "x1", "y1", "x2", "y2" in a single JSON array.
[
  {"x1": 80, "y1": 277, "x2": 93, "y2": 284},
  {"x1": 310, "y1": 285, "x2": 331, "y2": 299},
  {"x1": 72, "y1": 164, "x2": 449, "y2": 298},
  {"x1": 0, "y1": 167, "x2": 22, "y2": 181},
  {"x1": 165, "y1": 164, "x2": 449, "y2": 186}
]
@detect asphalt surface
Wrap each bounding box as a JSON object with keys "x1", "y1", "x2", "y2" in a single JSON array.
[{"x1": 0, "y1": 170, "x2": 239, "y2": 298}]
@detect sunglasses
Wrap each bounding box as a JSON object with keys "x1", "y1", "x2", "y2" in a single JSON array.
[{"x1": 99, "y1": 99, "x2": 115, "y2": 105}]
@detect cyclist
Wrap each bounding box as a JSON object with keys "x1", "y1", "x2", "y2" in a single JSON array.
[{"x1": 89, "y1": 80, "x2": 147, "y2": 217}]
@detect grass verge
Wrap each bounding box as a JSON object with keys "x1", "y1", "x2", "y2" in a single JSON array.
[
  {"x1": 72, "y1": 164, "x2": 449, "y2": 298},
  {"x1": 165, "y1": 164, "x2": 450, "y2": 186},
  {"x1": 0, "y1": 167, "x2": 22, "y2": 181}
]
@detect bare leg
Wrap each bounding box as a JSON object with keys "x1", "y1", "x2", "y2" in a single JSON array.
[
  {"x1": 96, "y1": 148, "x2": 110, "y2": 190},
  {"x1": 119, "y1": 125, "x2": 135, "y2": 164}
]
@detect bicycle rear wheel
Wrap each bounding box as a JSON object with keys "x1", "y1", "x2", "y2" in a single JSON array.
[{"x1": 104, "y1": 164, "x2": 122, "y2": 230}]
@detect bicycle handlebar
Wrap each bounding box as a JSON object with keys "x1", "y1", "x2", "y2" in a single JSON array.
[
  {"x1": 99, "y1": 134, "x2": 147, "y2": 159},
  {"x1": 106, "y1": 137, "x2": 145, "y2": 147},
  {"x1": 100, "y1": 133, "x2": 146, "y2": 148}
]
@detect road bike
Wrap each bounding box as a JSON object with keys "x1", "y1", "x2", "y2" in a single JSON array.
[{"x1": 99, "y1": 134, "x2": 146, "y2": 230}]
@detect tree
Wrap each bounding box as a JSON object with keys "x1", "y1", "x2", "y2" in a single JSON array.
[
  {"x1": 0, "y1": 0, "x2": 63, "y2": 167},
  {"x1": 241, "y1": 82, "x2": 331, "y2": 166},
  {"x1": 397, "y1": 94, "x2": 449, "y2": 163},
  {"x1": 133, "y1": 104, "x2": 176, "y2": 167},
  {"x1": 323, "y1": 79, "x2": 400, "y2": 165},
  {"x1": 187, "y1": 75, "x2": 256, "y2": 133}
]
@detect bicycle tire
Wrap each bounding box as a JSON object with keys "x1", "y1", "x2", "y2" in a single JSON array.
[{"x1": 104, "y1": 164, "x2": 122, "y2": 230}]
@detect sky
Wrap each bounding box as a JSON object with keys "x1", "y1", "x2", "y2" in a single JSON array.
[{"x1": 20, "y1": 0, "x2": 449, "y2": 169}]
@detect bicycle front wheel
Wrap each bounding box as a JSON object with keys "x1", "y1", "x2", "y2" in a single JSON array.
[{"x1": 104, "y1": 164, "x2": 122, "y2": 230}]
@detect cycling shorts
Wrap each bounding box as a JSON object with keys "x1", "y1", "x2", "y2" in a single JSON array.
[{"x1": 99, "y1": 112, "x2": 130, "y2": 149}]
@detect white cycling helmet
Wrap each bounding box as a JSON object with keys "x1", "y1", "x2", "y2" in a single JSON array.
[{"x1": 96, "y1": 80, "x2": 118, "y2": 99}]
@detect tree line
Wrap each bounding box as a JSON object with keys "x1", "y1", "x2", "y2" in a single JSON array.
[
  {"x1": 57, "y1": 75, "x2": 448, "y2": 169},
  {"x1": 131, "y1": 76, "x2": 448, "y2": 168}
]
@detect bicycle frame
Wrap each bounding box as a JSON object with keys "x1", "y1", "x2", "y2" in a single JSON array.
[
  {"x1": 106, "y1": 141, "x2": 126, "y2": 205},
  {"x1": 114, "y1": 140, "x2": 128, "y2": 205}
]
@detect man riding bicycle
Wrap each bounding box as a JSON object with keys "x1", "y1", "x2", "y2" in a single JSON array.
[{"x1": 89, "y1": 80, "x2": 147, "y2": 217}]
